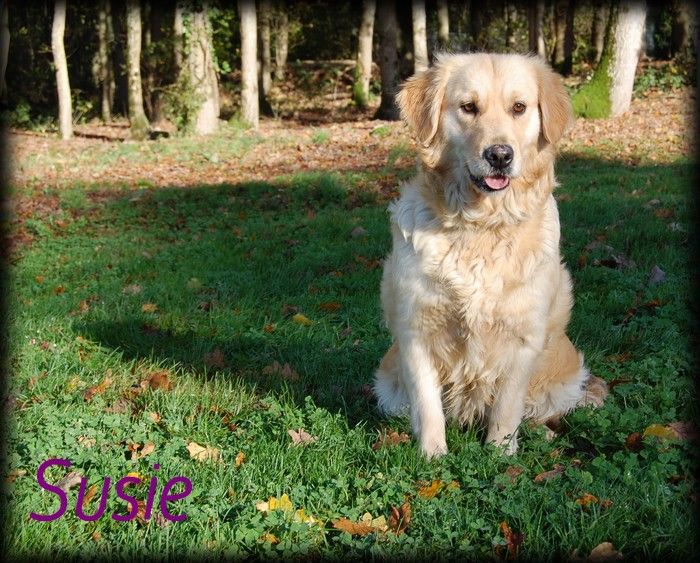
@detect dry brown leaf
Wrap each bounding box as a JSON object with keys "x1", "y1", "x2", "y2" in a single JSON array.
[
  {"x1": 82, "y1": 483, "x2": 98, "y2": 509},
  {"x1": 263, "y1": 323, "x2": 275, "y2": 333},
  {"x1": 54, "y1": 285, "x2": 65, "y2": 295},
  {"x1": 139, "y1": 441, "x2": 155, "y2": 458},
  {"x1": 533, "y1": 463, "x2": 565, "y2": 483},
  {"x1": 122, "y1": 284, "x2": 142, "y2": 295},
  {"x1": 262, "y1": 360, "x2": 299, "y2": 381},
  {"x1": 625, "y1": 431, "x2": 643, "y2": 452},
  {"x1": 504, "y1": 466, "x2": 524, "y2": 485},
  {"x1": 141, "y1": 302, "x2": 158, "y2": 313},
  {"x1": 260, "y1": 532, "x2": 279, "y2": 544},
  {"x1": 288, "y1": 428, "x2": 317, "y2": 445},
  {"x1": 387, "y1": 501, "x2": 411, "y2": 535},
  {"x1": 91, "y1": 530, "x2": 102, "y2": 542},
  {"x1": 497, "y1": 521, "x2": 524, "y2": 559},
  {"x1": 145, "y1": 370, "x2": 172, "y2": 391},
  {"x1": 5, "y1": 469, "x2": 27, "y2": 483},
  {"x1": 575, "y1": 492, "x2": 599, "y2": 508},
  {"x1": 318, "y1": 301, "x2": 342, "y2": 312},
  {"x1": 35, "y1": 275, "x2": 45, "y2": 284},
  {"x1": 203, "y1": 348, "x2": 226, "y2": 369},
  {"x1": 83, "y1": 376, "x2": 112, "y2": 402},
  {"x1": 187, "y1": 441, "x2": 221, "y2": 463},
  {"x1": 588, "y1": 542, "x2": 623, "y2": 561},
  {"x1": 417, "y1": 480, "x2": 444, "y2": 499},
  {"x1": 350, "y1": 226, "x2": 367, "y2": 237},
  {"x1": 148, "y1": 411, "x2": 161, "y2": 423},
  {"x1": 57, "y1": 471, "x2": 83, "y2": 492},
  {"x1": 235, "y1": 452, "x2": 246, "y2": 467},
  {"x1": 106, "y1": 397, "x2": 132, "y2": 414},
  {"x1": 372, "y1": 430, "x2": 410, "y2": 450},
  {"x1": 332, "y1": 517, "x2": 374, "y2": 537},
  {"x1": 666, "y1": 421, "x2": 699, "y2": 441},
  {"x1": 77, "y1": 435, "x2": 96, "y2": 448}
]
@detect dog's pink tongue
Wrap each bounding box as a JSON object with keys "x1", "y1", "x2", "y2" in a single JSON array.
[{"x1": 484, "y1": 176, "x2": 509, "y2": 190}]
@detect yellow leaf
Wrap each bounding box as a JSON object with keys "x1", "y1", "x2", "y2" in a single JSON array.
[
  {"x1": 257, "y1": 493, "x2": 293, "y2": 513},
  {"x1": 187, "y1": 441, "x2": 221, "y2": 463},
  {"x1": 125, "y1": 471, "x2": 144, "y2": 483},
  {"x1": 293, "y1": 508, "x2": 318, "y2": 524},
  {"x1": 643, "y1": 423, "x2": 679, "y2": 441},
  {"x1": 235, "y1": 452, "x2": 246, "y2": 467},
  {"x1": 291, "y1": 313, "x2": 313, "y2": 326},
  {"x1": 418, "y1": 479, "x2": 444, "y2": 499},
  {"x1": 260, "y1": 532, "x2": 279, "y2": 544},
  {"x1": 141, "y1": 303, "x2": 158, "y2": 313}
]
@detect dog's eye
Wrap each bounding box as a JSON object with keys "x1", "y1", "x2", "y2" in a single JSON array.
[
  {"x1": 512, "y1": 102, "x2": 526, "y2": 115},
  {"x1": 460, "y1": 101, "x2": 477, "y2": 114}
]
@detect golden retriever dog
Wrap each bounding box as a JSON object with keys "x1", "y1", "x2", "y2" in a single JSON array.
[{"x1": 374, "y1": 53, "x2": 608, "y2": 457}]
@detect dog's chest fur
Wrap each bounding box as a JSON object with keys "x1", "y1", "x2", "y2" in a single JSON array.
[{"x1": 387, "y1": 184, "x2": 561, "y2": 421}]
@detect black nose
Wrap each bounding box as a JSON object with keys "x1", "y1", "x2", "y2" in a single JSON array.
[{"x1": 483, "y1": 144, "x2": 514, "y2": 170}]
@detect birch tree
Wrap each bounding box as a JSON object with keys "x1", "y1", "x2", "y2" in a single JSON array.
[
  {"x1": 411, "y1": 0, "x2": 428, "y2": 72},
  {"x1": 437, "y1": 0, "x2": 449, "y2": 48},
  {"x1": 125, "y1": 0, "x2": 149, "y2": 140},
  {"x1": 528, "y1": 0, "x2": 546, "y2": 57},
  {"x1": 353, "y1": 0, "x2": 375, "y2": 108},
  {"x1": 374, "y1": 0, "x2": 400, "y2": 120},
  {"x1": 51, "y1": 0, "x2": 72, "y2": 140},
  {"x1": 96, "y1": 0, "x2": 115, "y2": 122},
  {"x1": 239, "y1": 0, "x2": 258, "y2": 129},
  {"x1": 572, "y1": 0, "x2": 647, "y2": 118}
]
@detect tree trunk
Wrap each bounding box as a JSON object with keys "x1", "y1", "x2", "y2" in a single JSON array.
[
  {"x1": 239, "y1": 0, "x2": 258, "y2": 129},
  {"x1": 258, "y1": 0, "x2": 273, "y2": 116},
  {"x1": 353, "y1": 0, "x2": 375, "y2": 108},
  {"x1": 96, "y1": 0, "x2": 115, "y2": 122},
  {"x1": 411, "y1": 0, "x2": 428, "y2": 72},
  {"x1": 126, "y1": 0, "x2": 149, "y2": 140},
  {"x1": 590, "y1": 0, "x2": 608, "y2": 64},
  {"x1": 0, "y1": 0, "x2": 10, "y2": 102},
  {"x1": 437, "y1": 0, "x2": 449, "y2": 48},
  {"x1": 528, "y1": 0, "x2": 546, "y2": 57},
  {"x1": 142, "y1": 0, "x2": 154, "y2": 120},
  {"x1": 671, "y1": 1, "x2": 694, "y2": 56},
  {"x1": 552, "y1": 0, "x2": 567, "y2": 69},
  {"x1": 185, "y1": 0, "x2": 219, "y2": 134},
  {"x1": 273, "y1": 4, "x2": 288, "y2": 81},
  {"x1": 562, "y1": 0, "x2": 575, "y2": 74},
  {"x1": 505, "y1": 3, "x2": 517, "y2": 50},
  {"x1": 173, "y1": 0, "x2": 184, "y2": 73},
  {"x1": 572, "y1": 0, "x2": 647, "y2": 118},
  {"x1": 470, "y1": 3, "x2": 490, "y2": 50},
  {"x1": 374, "y1": 0, "x2": 400, "y2": 120},
  {"x1": 52, "y1": 0, "x2": 72, "y2": 140}
]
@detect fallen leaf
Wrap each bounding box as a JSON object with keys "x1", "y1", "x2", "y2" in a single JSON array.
[
  {"x1": 372, "y1": 430, "x2": 410, "y2": 450},
  {"x1": 263, "y1": 323, "x2": 275, "y2": 333},
  {"x1": 4, "y1": 469, "x2": 27, "y2": 483},
  {"x1": 504, "y1": 466, "x2": 524, "y2": 485},
  {"x1": 388, "y1": 501, "x2": 411, "y2": 534},
  {"x1": 106, "y1": 397, "x2": 132, "y2": 414},
  {"x1": 418, "y1": 479, "x2": 445, "y2": 499},
  {"x1": 148, "y1": 411, "x2": 161, "y2": 423},
  {"x1": 125, "y1": 472, "x2": 144, "y2": 484},
  {"x1": 588, "y1": 541, "x2": 623, "y2": 561},
  {"x1": 350, "y1": 226, "x2": 367, "y2": 238},
  {"x1": 122, "y1": 284, "x2": 142, "y2": 295},
  {"x1": 141, "y1": 303, "x2": 158, "y2": 313},
  {"x1": 57, "y1": 471, "x2": 83, "y2": 492},
  {"x1": 360, "y1": 512, "x2": 388, "y2": 532},
  {"x1": 497, "y1": 521, "x2": 524, "y2": 559},
  {"x1": 135, "y1": 500, "x2": 148, "y2": 526},
  {"x1": 332, "y1": 517, "x2": 374, "y2": 536},
  {"x1": 260, "y1": 532, "x2": 279, "y2": 544},
  {"x1": 77, "y1": 435, "x2": 96, "y2": 448},
  {"x1": 262, "y1": 361, "x2": 299, "y2": 381},
  {"x1": 600, "y1": 499, "x2": 613, "y2": 510},
  {"x1": 533, "y1": 463, "x2": 565, "y2": 483},
  {"x1": 256, "y1": 493, "x2": 293, "y2": 513},
  {"x1": 281, "y1": 303, "x2": 299, "y2": 316},
  {"x1": 139, "y1": 441, "x2": 155, "y2": 458},
  {"x1": 575, "y1": 492, "x2": 599, "y2": 508},
  {"x1": 648, "y1": 265, "x2": 666, "y2": 285},
  {"x1": 91, "y1": 530, "x2": 102, "y2": 542},
  {"x1": 288, "y1": 428, "x2": 317, "y2": 445},
  {"x1": 291, "y1": 313, "x2": 313, "y2": 326},
  {"x1": 145, "y1": 370, "x2": 172, "y2": 391},
  {"x1": 666, "y1": 421, "x2": 699, "y2": 441},
  {"x1": 318, "y1": 301, "x2": 342, "y2": 312},
  {"x1": 187, "y1": 441, "x2": 221, "y2": 463},
  {"x1": 82, "y1": 484, "x2": 98, "y2": 509},
  {"x1": 35, "y1": 275, "x2": 45, "y2": 283},
  {"x1": 203, "y1": 348, "x2": 226, "y2": 369},
  {"x1": 83, "y1": 376, "x2": 112, "y2": 401},
  {"x1": 54, "y1": 285, "x2": 66, "y2": 295},
  {"x1": 643, "y1": 423, "x2": 679, "y2": 441},
  {"x1": 293, "y1": 507, "x2": 319, "y2": 525},
  {"x1": 625, "y1": 431, "x2": 644, "y2": 452},
  {"x1": 235, "y1": 452, "x2": 246, "y2": 467}
]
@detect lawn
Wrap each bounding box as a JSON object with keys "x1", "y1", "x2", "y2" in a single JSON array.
[{"x1": 3, "y1": 105, "x2": 697, "y2": 560}]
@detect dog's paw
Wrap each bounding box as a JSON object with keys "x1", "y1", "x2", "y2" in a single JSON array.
[
  {"x1": 420, "y1": 436, "x2": 448, "y2": 459},
  {"x1": 579, "y1": 375, "x2": 609, "y2": 408}
]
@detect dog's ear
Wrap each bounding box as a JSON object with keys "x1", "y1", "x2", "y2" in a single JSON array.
[
  {"x1": 396, "y1": 62, "x2": 448, "y2": 149},
  {"x1": 536, "y1": 59, "x2": 574, "y2": 145}
]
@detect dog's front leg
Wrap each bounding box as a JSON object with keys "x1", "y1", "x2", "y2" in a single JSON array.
[
  {"x1": 486, "y1": 339, "x2": 542, "y2": 455},
  {"x1": 398, "y1": 333, "x2": 447, "y2": 458}
]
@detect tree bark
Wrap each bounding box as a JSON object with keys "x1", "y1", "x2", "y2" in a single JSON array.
[
  {"x1": 185, "y1": 0, "x2": 219, "y2": 134},
  {"x1": 273, "y1": 4, "x2": 288, "y2": 81},
  {"x1": 505, "y1": 3, "x2": 517, "y2": 51},
  {"x1": 671, "y1": 1, "x2": 694, "y2": 56},
  {"x1": 437, "y1": 0, "x2": 449, "y2": 48},
  {"x1": 609, "y1": 0, "x2": 646, "y2": 116},
  {"x1": 470, "y1": 3, "x2": 490, "y2": 50},
  {"x1": 125, "y1": 0, "x2": 149, "y2": 140},
  {"x1": 258, "y1": 0, "x2": 274, "y2": 116},
  {"x1": 528, "y1": 0, "x2": 546, "y2": 57},
  {"x1": 0, "y1": 0, "x2": 9, "y2": 102},
  {"x1": 552, "y1": 0, "x2": 567, "y2": 69},
  {"x1": 411, "y1": 0, "x2": 428, "y2": 72},
  {"x1": 97, "y1": 0, "x2": 115, "y2": 122},
  {"x1": 239, "y1": 0, "x2": 258, "y2": 129},
  {"x1": 52, "y1": 0, "x2": 72, "y2": 140},
  {"x1": 572, "y1": 0, "x2": 647, "y2": 118},
  {"x1": 562, "y1": 0, "x2": 575, "y2": 74},
  {"x1": 353, "y1": 0, "x2": 375, "y2": 108},
  {"x1": 173, "y1": 0, "x2": 184, "y2": 74},
  {"x1": 590, "y1": 0, "x2": 608, "y2": 64},
  {"x1": 374, "y1": 0, "x2": 400, "y2": 120}
]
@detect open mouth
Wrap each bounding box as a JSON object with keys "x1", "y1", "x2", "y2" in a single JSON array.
[{"x1": 469, "y1": 173, "x2": 511, "y2": 193}]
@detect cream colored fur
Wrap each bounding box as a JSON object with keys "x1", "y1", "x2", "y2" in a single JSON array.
[{"x1": 374, "y1": 53, "x2": 608, "y2": 457}]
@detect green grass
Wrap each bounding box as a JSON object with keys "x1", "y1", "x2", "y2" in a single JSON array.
[{"x1": 4, "y1": 138, "x2": 697, "y2": 560}]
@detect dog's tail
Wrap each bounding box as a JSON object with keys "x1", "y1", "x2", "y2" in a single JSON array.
[{"x1": 374, "y1": 342, "x2": 410, "y2": 416}]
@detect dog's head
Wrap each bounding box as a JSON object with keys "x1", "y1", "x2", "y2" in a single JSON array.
[{"x1": 397, "y1": 53, "x2": 573, "y2": 196}]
